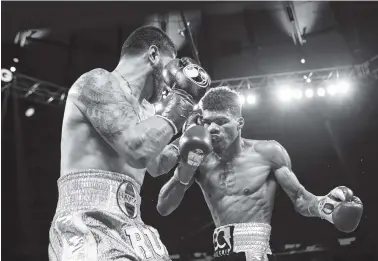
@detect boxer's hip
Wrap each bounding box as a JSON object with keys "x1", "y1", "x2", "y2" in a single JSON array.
[
  {"x1": 212, "y1": 223, "x2": 273, "y2": 261},
  {"x1": 49, "y1": 169, "x2": 170, "y2": 261}
]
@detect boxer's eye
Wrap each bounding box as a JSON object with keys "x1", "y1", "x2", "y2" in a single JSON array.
[{"x1": 215, "y1": 119, "x2": 228, "y2": 125}]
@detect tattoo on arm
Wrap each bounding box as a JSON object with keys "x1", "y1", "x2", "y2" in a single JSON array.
[
  {"x1": 77, "y1": 71, "x2": 139, "y2": 141},
  {"x1": 75, "y1": 70, "x2": 175, "y2": 167}
]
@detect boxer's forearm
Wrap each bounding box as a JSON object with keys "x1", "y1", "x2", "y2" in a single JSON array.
[
  {"x1": 275, "y1": 166, "x2": 320, "y2": 217},
  {"x1": 293, "y1": 188, "x2": 321, "y2": 217},
  {"x1": 157, "y1": 176, "x2": 186, "y2": 216},
  {"x1": 122, "y1": 117, "x2": 176, "y2": 168},
  {"x1": 157, "y1": 163, "x2": 196, "y2": 215},
  {"x1": 146, "y1": 140, "x2": 180, "y2": 177}
]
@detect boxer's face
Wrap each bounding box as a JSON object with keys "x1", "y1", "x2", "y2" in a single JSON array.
[
  {"x1": 149, "y1": 53, "x2": 175, "y2": 103},
  {"x1": 202, "y1": 110, "x2": 241, "y2": 152}
]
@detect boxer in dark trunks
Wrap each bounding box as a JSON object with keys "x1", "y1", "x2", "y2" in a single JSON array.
[
  {"x1": 48, "y1": 25, "x2": 211, "y2": 261},
  {"x1": 157, "y1": 87, "x2": 363, "y2": 261}
]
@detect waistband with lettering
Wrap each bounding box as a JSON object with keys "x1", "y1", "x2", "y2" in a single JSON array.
[
  {"x1": 213, "y1": 222, "x2": 272, "y2": 258},
  {"x1": 56, "y1": 169, "x2": 142, "y2": 219}
]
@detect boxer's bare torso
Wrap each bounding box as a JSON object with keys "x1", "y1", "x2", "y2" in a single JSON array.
[
  {"x1": 60, "y1": 68, "x2": 155, "y2": 185},
  {"x1": 196, "y1": 139, "x2": 278, "y2": 227}
]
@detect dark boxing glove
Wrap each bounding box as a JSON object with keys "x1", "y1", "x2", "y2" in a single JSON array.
[
  {"x1": 156, "y1": 58, "x2": 211, "y2": 135},
  {"x1": 316, "y1": 186, "x2": 363, "y2": 233},
  {"x1": 179, "y1": 125, "x2": 213, "y2": 168},
  {"x1": 162, "y1": 57, "x2": 211, "y2": 102}
]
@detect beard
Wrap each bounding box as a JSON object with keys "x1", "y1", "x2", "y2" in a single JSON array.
[{"x1": 149, "y1": 62, "x2": 165, "y2": 103}]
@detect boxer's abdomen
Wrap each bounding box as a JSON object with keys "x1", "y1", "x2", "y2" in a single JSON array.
[
  {"x1": 197, "y1": 145, "x2": 277, "y2": 227},
  {"x1": 204, "y1": 179, "x2": 277, "y2": 226},
  {"x1": 60, "y1": 99, "x2": 145, "y2": 185}
]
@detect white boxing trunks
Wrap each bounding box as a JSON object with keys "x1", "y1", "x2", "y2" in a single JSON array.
[
  {"x1": 212, "y1": 223, "x2": 274, "y2": 261},
  {"x1": 48, "y1": 170, "x2": 170, "y2": 261}
]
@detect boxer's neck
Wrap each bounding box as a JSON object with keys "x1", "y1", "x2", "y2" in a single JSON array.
[
  {"x1": 114, "y1": 57, "x2": 153, "y2": 103},
  {"x1": 217, "y1": 135, "x2": 244, "y2": 162}
]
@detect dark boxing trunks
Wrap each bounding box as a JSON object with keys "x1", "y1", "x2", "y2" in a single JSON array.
[
  {"x1": 212, "y1": 223, "x2": 274, "y2": 261},
  {"x1": 48, "y1": 170, "x2": 171, "y2": 261}
]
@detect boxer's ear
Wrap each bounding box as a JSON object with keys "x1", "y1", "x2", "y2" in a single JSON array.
[
  {"x1": 237, "y1": 117, "x2": 244, "y2": 130},
  {"x1": 148, "y1": 45, "x2": 160, "y2": 66}
]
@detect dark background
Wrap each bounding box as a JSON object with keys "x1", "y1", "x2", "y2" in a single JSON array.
[{"x1": 2, "y1": 1, "x2": 378, "y2": 261}]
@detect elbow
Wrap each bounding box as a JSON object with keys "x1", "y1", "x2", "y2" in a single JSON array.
[
  {"x1": 156, "y1": 202, "x2": 172, "y2": 216},
  {"x1": 147, "y1": 166, "x2": 164, "y2": 178},
  {"x1": 123, "y1": 151, "x2": 150, "y2": 169}
]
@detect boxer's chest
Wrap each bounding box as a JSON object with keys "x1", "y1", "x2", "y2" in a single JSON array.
[{"x1": 198, "y1": 150, "x2": 272, "y2": 197}]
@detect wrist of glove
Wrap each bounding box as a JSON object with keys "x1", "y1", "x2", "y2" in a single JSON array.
[
  {"x1": 316, "y1": 186, "x2": 363, "y2": 233},
  {"x1": 155, "y1": 89, "x2": 194, "y2": 134},
  {"x1": 173, "y1": 164, "x2": 196, "y2": 186}
]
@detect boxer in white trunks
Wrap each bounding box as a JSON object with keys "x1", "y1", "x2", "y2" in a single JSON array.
[{"x1": 48, "y1": 25, "x2": 210, "y2": 261}]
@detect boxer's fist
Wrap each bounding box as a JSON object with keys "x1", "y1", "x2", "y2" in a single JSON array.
[
  {"x1": 179, "y1": 125, "x2": 212, "y2": 168},
  {"x1": 162, "y1": 57, "x2": 211, "y2": 103},
  {"x1": 317, "y1": 186, "x2": 363, "y2": 233}
]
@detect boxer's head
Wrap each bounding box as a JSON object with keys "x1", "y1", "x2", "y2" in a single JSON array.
[
  {"x1": 120, "y1": 26, "x2": 177, "y2": 102},
  {"x1": 200, "y1": 87, "x2": 244, "y2": 152}
]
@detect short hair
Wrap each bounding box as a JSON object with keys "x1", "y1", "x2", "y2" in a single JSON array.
[
  {"x1": 200, "y1": 87, "x2": 242, "y2": 117},
  {"x1": 120, "y1": 25, "x2": 177, "y2": 58}
]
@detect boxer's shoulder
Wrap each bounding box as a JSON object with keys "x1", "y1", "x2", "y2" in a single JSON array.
[
  {"x1": 253, "y1": 140, "x2": 291, "y2": 169},
  {"x1": 70, "y1": 68, "x2": 131, "y2": 106},
  {"x1": 68, "y1": 68, "x2": 111, "y2": 96}
]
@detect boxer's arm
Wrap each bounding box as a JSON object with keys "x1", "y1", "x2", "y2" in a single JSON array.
[
  {"x1": 72, "y1": 71, "x2": 175, "y2": 169},
  {"x1": 146, "y1": 138, "x2": 181, "y2": 177},
  {"x1": 268, "y1": 141, "x2": 363, "y2": 232},
  {"x1": 156, "y1": 163, "x2": 198, "y2": 216},
  {"x1": 264, "y1": 141, "x2": 320, "y2": 217}
]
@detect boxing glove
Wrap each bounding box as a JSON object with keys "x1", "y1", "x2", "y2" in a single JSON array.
[
  {"x1": 155, "y1": 89, "x2": 194, "y2": 135},
  {"x1": 175, "y1": 126, "x2": 213, "y2": 185},
  {"x1": 162, "y1": 57, "x2": 211, "y2": 102},
  {"x1": 317, "y1": 186, "x2": 363, "y2": 233},
  {"x1": 156, "y1": 58, "x2": 210, "y2": 135}
]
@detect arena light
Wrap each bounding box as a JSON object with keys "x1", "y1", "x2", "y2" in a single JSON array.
[
  {"x1": 13, "y1": 58, "x2": 19, "y2": 63},
  {"x1": 1, "y1": 68, "x2": 13, "y2": 82},
  {"x1": 277, "y1": 87, "x2": 292, "y2": 102},
  {"x1": 336, "y1": 80, "x2": 351, "y2": 94},
  {"x1": 10, "y1": 66, "x2": 16, "y2": 72},
  {"x1": 327, "y1": 84, "x2": 337, "y2": 96},
  {"x1": 246, "y1": 95, "x2": 256, "y2": 104},
  {"x1": 300, "y1": 58, "x2": 306, "y2": 64},
  {"x1": 306, "y1": 78, "x2": 312, "y2": 83},
  {"x1": 293, "y1": 89, "x2": 303, "y2": 99},
  {"x1": 317, "y1": 88, "x2": 326, "y2": 97},
  {"x1": 305, "y1": 88, "x2": 314, "y2": 98},
  {"x1": 239, "y1": 95, "x2": 246, "y2": 105},
  {"x1": 25, "y1": 107, "x2": 35, "y2": 117}
]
